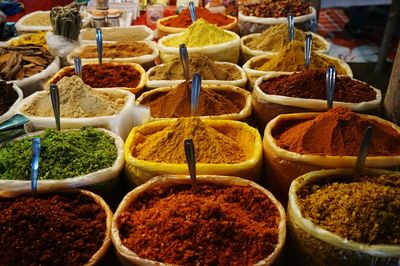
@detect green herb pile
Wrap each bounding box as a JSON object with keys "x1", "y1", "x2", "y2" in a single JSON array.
[{"x1": 0, "y1": 127, "x2": 117, "y2": 180}]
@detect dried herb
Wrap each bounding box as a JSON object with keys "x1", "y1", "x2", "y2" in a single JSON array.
[{"x1": 50, "y1": 3, "x2": 82, "y2": 41}]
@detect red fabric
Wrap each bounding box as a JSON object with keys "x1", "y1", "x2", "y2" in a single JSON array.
[{"x1": 7, "y1": 0, "x2": 71, "y2": 22}]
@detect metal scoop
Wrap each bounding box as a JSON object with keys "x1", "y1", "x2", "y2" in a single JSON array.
[
  {"x1": 50, "y1": 84, "x2": 61, "y2": 131},
  {"x1": 191, "y1": 73, "x2": 201, "y2": 116},
  {"x1": 326, "y1": 66, "x2": 336, "y2": 109},
  {"x1": 184, "y1": 139, "x2": 197, "y2": 192},
  {"x1": 287, "y1": 13, "x2": 294, "y2": 42},
  {"x1": 74, "y1": 55, "x2": 82, "y2": 77},
  {"x1": 179, "y1": 44, "x2": 190, "y2": 82},
  {"x1": 189, "y1": 1, "x2": 196, "y2": 23},
  {"x1": 354, "y1": 126, "x2": 373, "y2": 179},
  {"x1": 31, "y1": 137, "x2": 41, "y2": 192},
  {"x1": 304, "y1": 33, "x2": 312, "y2": 69},
  {"x1": 96, "y1": 28, "x2": 103, "y2": 66}
]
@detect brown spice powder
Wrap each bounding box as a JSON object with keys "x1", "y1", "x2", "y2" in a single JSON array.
[
  {"x1": 79, "y1": 42, "x2": 152, "y2": 58},
  {"x1": 299, "y1": 174, "x2": 400, "y2": 245},
  {"x1": 118, "y1": 184, "x2": 280, "y2": 265},
  {"x1": 0, "y1": 192, "x2": 106, "y2": 266},
  {"x1": 259, "y1": 70, "x2": 376, "y2": 103},
  {"x1": 132, "y1": 117, "x2": 246, "y2": 163},
  {"x1": 274, "y1": 107, "x2": 400, "y2": 156},
  {"x1": 141, "y1": 82, "x2": 245, "y2": 118}
]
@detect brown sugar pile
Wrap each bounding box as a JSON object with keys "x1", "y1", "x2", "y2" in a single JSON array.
[
  {"x1": 132, "y1": 117, "x2": 246, "y2": 163},
  {"x1": 299, "y1": 174, "x2": 400, "y2": 244},
  {"x1": 141, "y1": 82, "x2": 245, "y2": 118},
  {"x1": 118, "y1": 184, "x2": 280, "y2": 265},
  {"x1": 274, "y1": 107, "x2": 400, "y2": 156}
]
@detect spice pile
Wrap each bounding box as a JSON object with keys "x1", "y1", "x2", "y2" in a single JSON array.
[
  {"x1": 148, "y1": 53, "x2": 241, "y2": 81},
  {"x1": 0, "y1": 81, "x2": 18, "y2": 115},
  {"x1": 0, "y1": 127, "x2": 117, "y2": 180},
  {"x1": 51, "y1": 63, "x2": 141, "y2": 88},
  {"x1": 0, "y1": 45, "x2": 54, "y2": 80},
  {"x1": 245, "y1": 24, "x2": 326, "y2": 52},
  {"x1": 241, "y1": 0, "x2": 311, "y2": 17},
  {"x1": 0, "y1": 192, "x2": 106, "y2": 265},
  {"x1": 132, "y1": 117, "x2": 245, "y2": 163},
  {"x1": 274, "y1": 107, "x2": 400, "y2": 156},
  {"x1": 162, "y1": 7, "x2": 234, "y2": 28},
  {"x1": 299, "y1": 174, "x2": 400, "y2": 244},
  {"x1": 255, "y1": 41, "x2": 347, "y2": 74},
  {"x1": 141, "y1": 82, "x2": 245, "y2": 118},
  {"x1": 81, "y1": 27, "x2": 151, "y2": 42},
  {"x1": 21, "y1": 76, "x2": 126, "y2": 118},
  {"x1": 163, "y1": 19, "x2": 235, "y2": 48},
  {"x1": 259, "y1": 70, "x2": 376, "y2": 103},
  {"x1": 9, "y1": 31, "x2": 48, "y2": 48},
  {"x1": 78, "y1": 42, "x2": 153, "y2": 58},
  {"x1": 21, "y1": 12, "x2": 51, "y2": 26},
  {"x1": 118, "y1": 183, "x2": 280, "y2": 265}
]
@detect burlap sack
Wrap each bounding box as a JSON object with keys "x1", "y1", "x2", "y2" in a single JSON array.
[
  {"x1": 288, "y1": 168, "x2": 400, "y2": 266},
  {"x1": 111, "y1": 174, "x2": 286, "y2": 266},
  {"x1": 124, "y1": 119, "x2": 262, "y2": 185}
]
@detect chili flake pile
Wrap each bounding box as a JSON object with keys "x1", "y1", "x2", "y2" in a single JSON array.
[{"x1": 118, "y1": 184, "x2": 280, "y2": 265}]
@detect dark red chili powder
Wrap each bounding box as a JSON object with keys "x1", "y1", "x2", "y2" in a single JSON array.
[
  {"x1": 259, "y1": 70, "x2": 376, "y2": 103},
  {"x1": 51, "y1": 63, "x2": 141, "y2": 88},
  {"x1": 118, "y1": 184, "x2": 280, "y2": 266},
  {"x1": 0, "y1": 192, "x2": 106, "y2": 266}
]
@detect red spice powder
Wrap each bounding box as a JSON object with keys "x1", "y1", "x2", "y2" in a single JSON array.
[
  {"x1": 118, "y1": 184, "x2": 280, "y2": 265},
  {"x1": 51, "y1": 63, "x2": 141, "y2": 88},
  {"x1": 162, "y1": 7, "x2": 234, "y2": 28},
  {"x1": 274, "y1": 107, "x2": 400, "y2": 156},
  {"x1": 259, "y1": 70, "x2": 376, "y2": 103},
  {"x1": 0, "y1": 192, "x2": 106, "y2": 266}
]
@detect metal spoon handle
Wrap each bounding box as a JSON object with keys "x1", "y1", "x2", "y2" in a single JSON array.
[
  {"x1": 184, "y1": 139, "x2": 197, "y2": 192},
  {"x1": 0, "y1": 114, "x2": 29, "y2": 131},
  {"x1": 74, "y1": 55, "x2": 82, "y2": 77},
  {"x1": 326, "y1": 66, "x2": 336, "y2": 109},
  {"x1": 31, "y1": 137, "x2": 41, "y2": 192},
  {"x1": 96, "y1": 28, "x2": 103, "y2": 65},
  {"x1": 304, "y1": 33, "x2": 312, "y2": 68},
  {"x1": 354, "y1": 126, "x2": 373, "y2": 178},
  {"x1": 191, "y1": 73, "x2": 201, "y2": 116},
  {"x1": 189, "y1": 2, "x2": 196, "y2": 23},
  {"x1": 287, "y1": 13, "x2": 294, "y2": 42},
  {"x1": 179, "y1": 44, "x2": 190, "y2": 82},
  {"x1": 50, "y1": 84, "x2": 61, "y2": 131}
]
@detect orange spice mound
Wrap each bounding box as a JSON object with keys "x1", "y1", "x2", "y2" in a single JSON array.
[
  {"x1": 162, "y1": 7, "x2": 234, "y2": 28},
  {"x1": 274, "y1": 107, "x2": 400, "y2": 156},
  {"x1": 118, "y1": 184, "x2": 280, "y2": 265},
  {"x1": 141, "y1": 82, "x2": 244, "y2": 118}
]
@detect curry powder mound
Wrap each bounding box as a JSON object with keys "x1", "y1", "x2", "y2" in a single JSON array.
[
  {"x1": 299, "y1": 174, "x2": 400, "y2": 245},
  {"x1": 118, "y1": 184, "x2": 280, "y2": 265}
]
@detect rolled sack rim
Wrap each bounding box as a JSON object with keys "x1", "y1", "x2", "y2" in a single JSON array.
[
  {"x1": 240, "y1": 30, "x2": 330, "y2": 56},
  {"x1": 124, "y1": 119, "x2": 263, "y2": 172},
  {"x1": 158, "y1": 30, "x2": 240, "y2": 52},
  {"x1": 288, "y1": 168, "x2": 400, "y2": 257},
  {"x1": 111, "y1": 174, "x2": 286, "y2": 266},
  {"x1": 253, "y1": 73, "x2": 382, "y2": 111},
  {"x1": 0, "y1": 128, "x2": 125, "y2": 192},
  {"x1": 263, "y1": 112, "x2": 400, "y2": 167},
  {"x1": 46, "y1": 62, "x2": 147, "y2": 93},
  {"x1": 145, "y1": 61, "x2": 247, "y2": 88},
  {"x1": 136, "y1": 84, "x2": 252, "y2": 121},
  {"x1": 157, "y1": 14, "x2": 238, "y2": 31},
  {"x1": 238, "y1": 6, "x2": 316, "y2": 24},
  {"x1": 243, "y1": 52, "x2": 353, "y2": 78}
]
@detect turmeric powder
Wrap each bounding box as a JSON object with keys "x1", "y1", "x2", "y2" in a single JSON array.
[
  {"x1": 256, "y1": 41, "x2": 348, "y2": 74},
  {"x1": 132, "y1": 118, "x2": 245, "y2": 163}
]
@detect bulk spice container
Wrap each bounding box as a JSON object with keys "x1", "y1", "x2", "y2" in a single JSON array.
[
  {"x1": 0, "y1": 127, "x2": 124, "y2": 193},
  {"x1": 156, "y1": 7, "x2": 238, "y2": 38},
  {"x1": 111, "y1": 175, "x2": 286, "y2": 266},
  {"x1": 137, "y1": 82, "x2": 252, "y2": 121},
  {"x1": 15, "y1": 10, "x2": 52, "y2": 32},
  {"x1": 79, "y1": 26, "x2": 154, "y2": 44},
  {"x1": 263, "y1": 107, "x2": 400, "y2": 203},
  {"x1": 145, "y1": 53, "x2": 247, "y2": 89},
  {"x1": 252, "y1": 70, "x2": 382, "y2": 129},
  {"x1": 124, "y1": 118, "x2": 262, "y2": 185},
  {"x1": 288, "y1": 169, "x2": 400, "y2": 266},
  {"x1": 0, "y1": 189, "x2": 113, "y2": 266}
]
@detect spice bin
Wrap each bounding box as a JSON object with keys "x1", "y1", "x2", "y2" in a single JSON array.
[
  {"x1": 252, "y1": 72, "x2": 382, "y2": 130},
  {"x1": 263, "y1": 108, "x2": 400, "y2": 203},
  {"x1": 67, "y1": 41, "x2": 159, "y2": 70},
  {"x1": 136, "y1": 84, "x2": 252, "y2": 121},
  {"x1": 0, "y1": 82, "x2": 23, "y2": 124},
  {"x1": 47, "y1": 62, "x2": 146, "y2": 94},
  {"x1": 112, "y1": 175, "x2": 286, "y2": 266},
  {"x1": 0, "y1": 189, "x2": 113, "y2": 266},
  {"x1": 288, "y1": 168, "x2": 400, "y2": 266},
  {"x1": 0, "y1": 128, "x2": 124, "y2": 193},
  {"x1": 124, "y1": 118, "x2": 263, "y2": 185},
  {"x1": 15, "y1": 11, "x2": 52, "y2": 33},
  {"x1": 79, "y1": 26, "x2": 154, "y2": 45}
]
